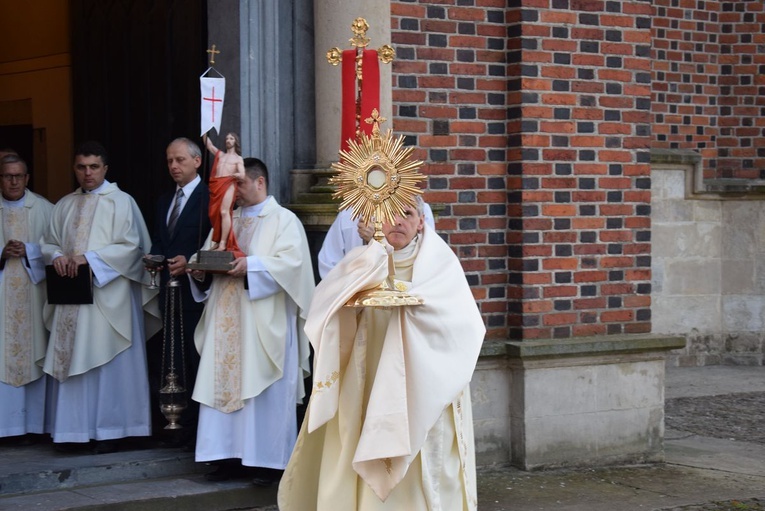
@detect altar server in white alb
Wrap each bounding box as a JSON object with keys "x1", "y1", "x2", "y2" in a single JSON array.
[
  {"x1": 42, "y1": 141, "x2": 159, "y2": 453},
  {"x1": 279, "y1": 195, "x2": 485, "y2": 510},
  {"x1": 188, "y1": 157, "x2": 314, "y2": 483},
  {"x1": 317, "y1": 201, "x2": 436, "y2": 279},
  {"x1": 0, "y1": 154, "x2": 54, "y2": 439}
]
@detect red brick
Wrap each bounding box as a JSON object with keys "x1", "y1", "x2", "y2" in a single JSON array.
[
  {"x1": 601, "y1": 310, "x2": 634, "y2": 322},
  {"x1": 524, "y1": 273, "x2": 552, "y2": 285},
  {"x1": 600, "y1": 284, "x2": 635, "y2": 296},
  {"x1": 624, "y1": 323, "x2": 652, "y2": 334},
  {"x1": 542, "y1": 257, "x2": 578, "y2": 270},
  {"x1": 449, "y1": 35, "x2": 487, "y2": 48},
  {"x1": 540, "y1": 11, "x2": 577, "y2": 24},
  {"x1": 524, "y1": 246, "x2": 552, "y2": 258},
  {"x1": 447, "y1": 7, "x2": 486, "y2": 22},
  {"x1": 449, "y1": 121, "x2": 486, "y2": 134},
  {"x1": 419, "y1": 76, "x2": 456, "y2": 89},
  {"x1": 452, "y1": 204, "x2": 487, "y2": 216},
  {"x1": 448, "y1": 148, "x2": 484, "y2": 160},
  {"x1": 574, "y1": 271, "x2": 608, "y2": 283},
  {"x1": 423, "y1": 191, "x2": 457, "y2": 203},
  {"x1": 543, "y1": 286, "x2": 578, "y2": 298},
  {"x1": 421, "y1": 20, "x2": 457, "y2": 33},
  {"x1": 392, "y1": 32, "x2": 427, "y2": 45},
  {"x1": 393, "y1": 61, "x2": 428, "y2": 74},
  {"x1": 449, "y1": 92, "x2": 486, "y2": 103},
  {"x1": 574, "y1": 297, "x2": 607, "y2": 309},
  {"x1": 477, "y1": 191, "x2": 505, "y2": 203},
  {"x1": 419, "y1": 135, "x2": 458, "y2": 147},
  {"x1": 449, "y1": 63, "x2": 488, "y2": 75},
  {"x1": 573, "y1": 324, "x2": 607, "y2": 336},
  {"x1": 476, "y1": 163, "x2": 506, "y2": 175},
  {"x1": 543, "y1": 312, "x2": 578, "y2": 326},
  {"x1": 419, "y1": 105, "x2": 458, "y2": 118},
  {"x1": 452, "y1": 232, "x2": 487, "y2": 245},
  {"x1": 541, "y1": 93, "x2": 578, "y2": 106},
  {"x1": 570, "y1": 136, "x2": 605, "y2": 148},
  {"x1": 394, "y1": 119, "x2": 428, "y2": 133},
  {"x1": 392, "y1": 90, "x2": 427, "y2": 102},
  {"x1": 416, "y1": 48, "x2": 455, "y2": 61}
]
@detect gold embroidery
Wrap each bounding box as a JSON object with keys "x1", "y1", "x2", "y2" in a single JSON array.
[
  {"x1": 3, "y1": 207, "x2": 32, "y2": 386},
  {"x1": 382, "y1": 457, "x2": 393, "y2": 474},
  {"x1": 211, "y1": 216, "x2": 258, "y2": 412},
  {"x1": 52, "y1": 193, "x2": 99, "y2": 381},
  {"x1": 312, "y1": 371, "x2": 339, "y2": 393}
]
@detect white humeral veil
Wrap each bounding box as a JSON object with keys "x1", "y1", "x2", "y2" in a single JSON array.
[{"x1": 279, "y1": 225, "x2": 485, "y2": 510}]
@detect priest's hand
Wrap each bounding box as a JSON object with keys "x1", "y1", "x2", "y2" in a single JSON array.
[
  {"x1": 2, "y1": 239, "x2": 25, "y2": 259},
  {"x1": 189, "y1": 269, "x2": 206, "y2": 282},
  {"x1": 357, "y1": 220, "x2": 374, "y2": 244},
  {"x1": 227, "y1": 257, "x2": 248, "y2": 278},
  {"x1": 52, "y1": 254, "x2": 86, "y2": 278},
  {"x1": 167, "y1": 255, "x2": 188, "y2": 278}
]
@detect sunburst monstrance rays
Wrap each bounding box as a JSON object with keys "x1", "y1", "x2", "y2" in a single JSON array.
[{"x1": 330, "y1": 127, "x2": 425, "y2": 228}]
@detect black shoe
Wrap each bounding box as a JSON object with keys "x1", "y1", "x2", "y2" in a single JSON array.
[
  {"x1": 205, "y1": 463, "x2": 247, "y2": 482},
  {"x1": 54, "y1": 442, "x2": 89, "y2": 453},
  {"x1": 251, "y1": 468, "x2": 283, "y2": 487},
  {"x1": 92, "y1": 440, "x2": 120, "y2": 455}
]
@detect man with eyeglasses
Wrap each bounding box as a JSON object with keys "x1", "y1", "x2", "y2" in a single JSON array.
[{"x1": 0, "y1": 154, "x2": 54, "y2": 441}]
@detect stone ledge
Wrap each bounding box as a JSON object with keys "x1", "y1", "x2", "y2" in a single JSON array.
[
  {"x1": 651, "y1": 148, "x2": 702, "y2": 165},
  {"x1": 502, "y1": 334, "x2": 686, "y2": 360}
]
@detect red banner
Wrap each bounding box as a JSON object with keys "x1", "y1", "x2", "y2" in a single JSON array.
[{"x1": 341, "y1": 49, "x2": 380, "y2": 152}]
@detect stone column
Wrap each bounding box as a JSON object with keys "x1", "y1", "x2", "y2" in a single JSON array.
[{"x1": 314, "y1": 0, "x2": 392, "y2": 168}]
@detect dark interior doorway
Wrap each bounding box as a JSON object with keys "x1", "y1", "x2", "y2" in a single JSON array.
[{"x1": 71, "y1": 0, "x2": 208, "y2": 227}]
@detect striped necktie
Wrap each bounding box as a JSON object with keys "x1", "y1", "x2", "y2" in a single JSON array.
[{"x1": 167, "y1": 188, "x2": 183, "y2": 235}]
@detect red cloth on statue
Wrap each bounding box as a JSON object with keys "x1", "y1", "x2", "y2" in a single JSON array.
[{"x1": 208, "y1": 151, "x2": 244, "y2": 258}]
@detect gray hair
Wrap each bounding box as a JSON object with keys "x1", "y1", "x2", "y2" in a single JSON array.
[
  {"x1": 413, "y1": 195, "x2": 425, "y2": 217},
  {"x1": 170, "y1": 137, "x2": 202, "y2": 159},
  {"x1": 0, "y1": 154, "x2": 27, "y2": 174}
]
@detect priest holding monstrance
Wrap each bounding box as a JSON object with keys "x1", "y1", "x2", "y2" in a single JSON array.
[{"x1": 277, "y1": 106, "x2": 485, "y2": 509}]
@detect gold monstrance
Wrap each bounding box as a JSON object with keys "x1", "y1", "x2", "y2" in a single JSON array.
[
  {"x1": 331, "y1": 110, "x2": 426, "y2": 307},
  {"x1": 327, "y1": 17, "x2": 423, "y2": 307}
]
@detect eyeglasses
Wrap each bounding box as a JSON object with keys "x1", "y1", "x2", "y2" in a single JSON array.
[{"x1": 1, "y1": 174, "x2": 27, "y2": 182}]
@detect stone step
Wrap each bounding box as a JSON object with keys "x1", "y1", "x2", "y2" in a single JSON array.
[
  {"x1": 0, "y1": 476, "x2": 277, "y2": 511},
  {"x1": 0, "y1": 442, "x2": 203, "y2": 496},
  {"x1": 0, "y1": 441, "x2": 277, "y2": 511}
]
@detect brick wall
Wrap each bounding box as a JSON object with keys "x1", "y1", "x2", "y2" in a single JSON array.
[
  {"x1": 652, "y1": 0, "x2": 765, "y2": 180},
  {"x1": 391, "y1": 0, "x2": 509, "y2": 338},
  {"x1": 391, "y1": 0, "x2": 761, "y2": 342}
]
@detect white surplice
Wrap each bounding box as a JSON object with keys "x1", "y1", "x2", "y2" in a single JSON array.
[
  {"x1": 279, "y1": 225, "x2": 486, "y2": 510},
  {"x1": 41, "y1": 181, "x2": 159, "y2": 443},
  {"x1": 191, "y1": 196, "x2": 314, "y2": 468},
  {"x1": 317, "y1": 203, "x2": 436, "y2": 279},
  {"x1": 0, "y1": 191, "x2": 53, "y2": 437}
]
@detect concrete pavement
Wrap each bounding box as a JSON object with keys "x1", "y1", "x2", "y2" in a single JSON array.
[{"x1": 0, "y1": 366, "x2": 763, "y2": 510}]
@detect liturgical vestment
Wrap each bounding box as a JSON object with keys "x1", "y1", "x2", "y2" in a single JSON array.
[
  {"x1": 191, "y1": 196, "x2": 314, "y2": 468},
  {"x1": 0, "y1": 191, "x2": 53, "y2": 437},
  {"x1": 278, "y1": 225, "x2": 486, "y2": 511},
  {"x1": 42, "y1": 181, "x2": 160, "y2": 443}
]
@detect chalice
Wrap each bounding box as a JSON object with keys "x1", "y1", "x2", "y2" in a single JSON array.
[{"x1": 143, "y1": 254, "x2": 166, "y2": 290}]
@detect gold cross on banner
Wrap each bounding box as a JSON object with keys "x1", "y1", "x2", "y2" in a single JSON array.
[
  {"x1": 206, "y1": 44, "x2": 220, "y2": 65},
  {"x1": 326, "y1": 18, "x2": 395, "y2": 143}
]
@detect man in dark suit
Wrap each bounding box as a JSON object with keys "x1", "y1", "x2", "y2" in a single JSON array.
[{"x1": 147, "y1": 137, "x2": 211, "y2": 448}]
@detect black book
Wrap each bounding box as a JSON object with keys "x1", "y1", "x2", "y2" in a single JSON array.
[{"x1": 45, "y1": 264, "x2": 94, "y2": 305}]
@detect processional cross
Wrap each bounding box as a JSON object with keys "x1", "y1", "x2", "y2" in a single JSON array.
[{"x1": 206, "y1": 44, "x2": 220, "y2": 65}]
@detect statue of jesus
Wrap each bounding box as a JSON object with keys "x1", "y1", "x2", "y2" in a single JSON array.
[{"x1": 203, "y1": 132, "x2": 245, "y2": 256}]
